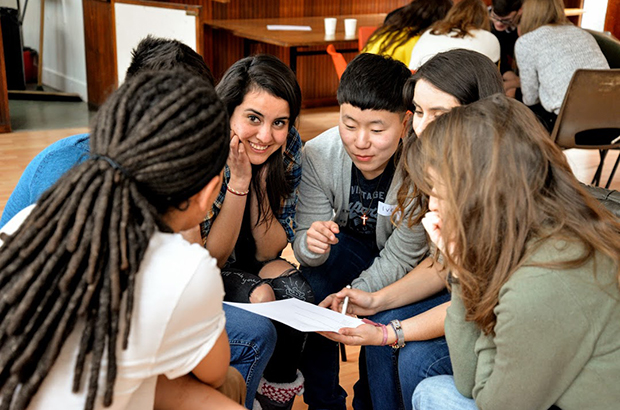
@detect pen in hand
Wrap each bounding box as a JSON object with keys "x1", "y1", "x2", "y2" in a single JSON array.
[{"x1": 340, "y1": 285, "x2": 352, "y2": 315}]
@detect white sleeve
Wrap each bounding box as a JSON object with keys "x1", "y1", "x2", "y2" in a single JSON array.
[
  {"x1": 0, "y1": 205, "x2": 35, "y2": 246},
  {"x1": 409, "y1": 35, "x2": 427, "y2": 70},
  {"x1": 153, "y1": 256, "x2": 226, "y2": 379}
]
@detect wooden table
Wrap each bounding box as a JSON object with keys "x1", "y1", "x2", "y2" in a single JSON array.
[{"x1": 205, "y1": 14, "x2": 385, "y2": 72}]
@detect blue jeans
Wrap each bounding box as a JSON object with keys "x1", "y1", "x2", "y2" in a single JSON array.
[
  {"x1": 300, "y1": 231, "x2": 379, "y2": 410},
  {"x1": 225, "y1": 304, "x2": 277, "y2": 408},
  {"x1": 412, "y1": 376, "x2": 478, "y2": 410},
  {"x1": 366, "y1": 290, "x2": 452, "y2": 410}
]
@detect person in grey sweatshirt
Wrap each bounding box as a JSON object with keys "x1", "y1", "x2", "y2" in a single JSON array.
[{"x1": 294, "y1": 53, "x2": 435, "y2": 410}]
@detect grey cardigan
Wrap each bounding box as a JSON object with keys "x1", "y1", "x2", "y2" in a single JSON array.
[
  {"x1": 292, "y1": 127, "x2": 428, "y2": 292},
  {"x1": 515, "y1": 25, "x2": 609, "y2": 114}
]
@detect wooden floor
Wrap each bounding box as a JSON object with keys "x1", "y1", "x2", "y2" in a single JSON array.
[{"x1": 0, "y1": 108, "x2": 618, "y2": 410}]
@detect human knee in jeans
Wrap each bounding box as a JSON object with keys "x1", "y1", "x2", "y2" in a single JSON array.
[
  {"x1": 412, "y1": 376, "x2": 478, "y2": 410},
  {"x1": 225, "y1": 304, "x2": 277, "y2": 408},
  {"x1": 364, "y1": 291, "x2": 452, "y2": 410}
]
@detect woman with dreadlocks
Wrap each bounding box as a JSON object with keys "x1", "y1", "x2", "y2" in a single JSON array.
[
  {"x1": 193, "y1": 54, "x2": 311, "y2": 410},
  {"x1": 0, "y1": 70, "x2": 243, "y2": 409}
]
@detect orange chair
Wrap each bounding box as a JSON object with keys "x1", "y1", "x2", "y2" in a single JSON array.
[
  {"x1": 358, "y1": 26, "x2": 378, "y2": 51},
  {"x1": 327, "y1": 44, "x2": 348, "y2": 80},
  {"x1": 327, "y1": 25, "x2": 378, "y2": 80}
]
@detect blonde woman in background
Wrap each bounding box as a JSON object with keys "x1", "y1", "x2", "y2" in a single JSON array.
[{"x1": 513, "y1": 0, "x2": 608, "y2": 131}]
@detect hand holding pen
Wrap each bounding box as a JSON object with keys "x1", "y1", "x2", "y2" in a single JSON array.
[
  {"x1": 340, "y1": 285, "x2": 352, "y2": 315},
  {"x1": 318, "y1": 285, "x2": 379, "y2": 317}
]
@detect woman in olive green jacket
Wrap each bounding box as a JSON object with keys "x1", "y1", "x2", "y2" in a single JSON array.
[{"x1": 406, "y1": 94, "x2": 620, "y2": 410}]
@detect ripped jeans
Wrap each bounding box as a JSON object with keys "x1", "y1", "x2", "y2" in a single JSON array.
[{"x1": 221, "y1": 263, "x2": 314, "y2": 385}]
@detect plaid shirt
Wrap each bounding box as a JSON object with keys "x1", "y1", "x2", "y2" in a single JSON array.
[{"x1": 200, "y1": 127, "x2": 302, "y2": 245}]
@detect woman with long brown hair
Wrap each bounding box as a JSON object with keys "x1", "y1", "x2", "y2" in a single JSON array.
[
  {"x1": 409, "y1": 94, "x2": 620, "y2": 409},
  {"x1": 201, "y1": 54, "x2": 311, "y2": 409},
  {"x1": 363, "y1": 0, "x2": 452, "y2": 66}
]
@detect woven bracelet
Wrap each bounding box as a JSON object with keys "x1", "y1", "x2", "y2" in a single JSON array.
[
  {"x1": 226, "y1": 185, "x2": 250, "y2": 197},
  {"x1": 380, "y1": 323, "x2": 388, "y2": 346}
]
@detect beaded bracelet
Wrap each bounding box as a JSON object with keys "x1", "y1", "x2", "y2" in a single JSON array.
[{"x1": 226, "y1": 185, "x2": 250, "y2": 197}]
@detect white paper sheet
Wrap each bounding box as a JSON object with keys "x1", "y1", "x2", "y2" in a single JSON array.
[
  {"x1": 267, "y1": 25, "x2": 312, "y2": 31},
  {"x1": 224, "y1": 298, "x2": 364, "y2": 332}
]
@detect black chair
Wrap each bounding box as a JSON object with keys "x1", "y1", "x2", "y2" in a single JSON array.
[
  {"x1": 551, "y1": 69, "x2": 620, "y2": 188},
  {"x1": 585, "y1": 29, "x2": 620, "y2": 68}
]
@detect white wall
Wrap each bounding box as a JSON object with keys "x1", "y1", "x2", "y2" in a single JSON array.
[
  {"x1": 581, "y1": 0, "x2": 609, "y2": 31},
  {"x1": 1, "y1": 0, "x2": 87, "y2": 100}
]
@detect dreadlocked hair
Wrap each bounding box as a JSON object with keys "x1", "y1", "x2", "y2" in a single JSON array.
[{"x1": 0, "y1": 69, "x2": 229, "y2": 410}]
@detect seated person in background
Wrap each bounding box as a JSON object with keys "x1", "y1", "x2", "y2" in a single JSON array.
[
  {"x1": 489, "y1": 0, "x2": 522, "y2": 75},
  {"x1": 408, "y1": 0, "x2": 500, "y2": 70},
  {"x1": 293, "y1": 53, "x2": 426, "y2": 410},
  {"x1": 0, "y1": 37, "x2": 276, "y2": 410},
  {"x1": 514, "y1": 0, "x2": 609, "y2": 131},
  {"x1": 0, "y1": 70, "x2": 244, "y2": 409},
  {"x1": 411, "y1": 94, "x2": 620, "y2": 410},
  {"x1": 363, "y1": 0, "x2": 452, "y2": 66},
  {"x1": 200, "y1": 54, "x2": 311, "y2": 410},
  {"x1": 319, "y1": 49, "x2": 504, "y2": 410}
]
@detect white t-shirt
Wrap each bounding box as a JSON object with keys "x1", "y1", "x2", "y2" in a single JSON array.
[
  {"x1": 409, "y1": 28, "x2": 500, "y2": 70},
  {"x1": 1, "y1": 206, "x2": 226, "y2": 410}
]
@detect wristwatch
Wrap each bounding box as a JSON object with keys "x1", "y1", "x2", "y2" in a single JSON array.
[{"x1": 389, "y1": 319, "x2": 406, "y2": 349}]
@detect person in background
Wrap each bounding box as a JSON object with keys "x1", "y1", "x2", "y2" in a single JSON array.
[
  {"x1": 410, "y1": 94, "x2": 620, "y2": 410},
  {"x1": 363, "y1": 0, "x2": 452, "y2": 66},
  {"x1": 0, "y1": 70, "x2": 244, "y2": 409},
  {"x1": 408, "y1": 0, "x2": 500, "y2": 70},
  {"x1": 0, "y1": 37, "x2": 277, "y2": 409},
  {"x1": 513, "y1": 0, "x2": 609, "y2": 132},
  {"x1": 489, "y1": 0, "x2": 522, "y2": 75},
  {"x1": 489, "y1": 0, "x2": 522, "y2": 99},
  {"x1": 318, "y1": 49, "x2": 504, "y2": 410},
  {"x1": 293, "y1": 53, "x2": 423, "y2": 410},
  {"x1": 199, "y1": 54, "x2": 311, "y2": 410}
]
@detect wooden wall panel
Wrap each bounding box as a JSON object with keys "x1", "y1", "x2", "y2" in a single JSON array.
[
  {"x1": 280, "y1": 1, "x2": 304, "y2": 18},
  {"x1": 83, "y1": 0, "x2": 118, "y2": 108},
  {"x1": 200, "y1": 0, "x2": 409, "y2": 106},
  {"x1": 0, "y1": 19, "x2": 11, "y2": 133},
  {"x1": 295, "y1": 43, "x2": 357, "y2": 107},
  {"x1": 83, "y1": 0, "x2": 410, "y2": 107},
  {"x1": 605, "y1": 0, "x2": 619, "y2": 39}
]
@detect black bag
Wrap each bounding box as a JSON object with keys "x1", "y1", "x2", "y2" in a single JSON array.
[{"x1": 1, "y1": 7, "x2": 26, "y2": 90}]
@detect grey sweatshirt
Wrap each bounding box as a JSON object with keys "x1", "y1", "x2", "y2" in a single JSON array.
[
  {"x1": 292, "y1": 127, "x2": 429, "y2": 292},
  {"x1": 515, "y1": 25, "x2": 609, "y2": 114}
]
